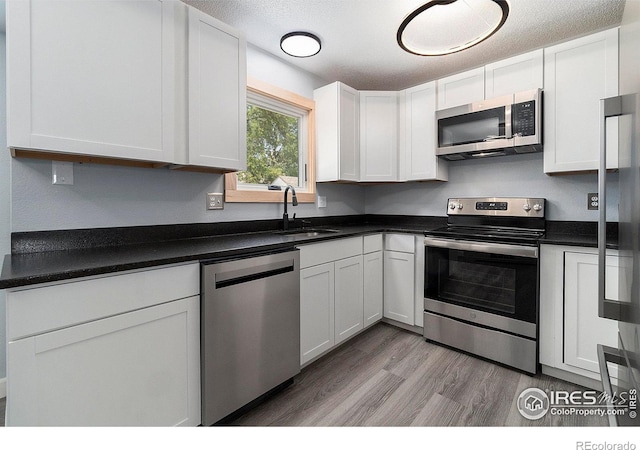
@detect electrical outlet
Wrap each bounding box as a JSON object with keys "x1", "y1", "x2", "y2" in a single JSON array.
[
  {"x1": 587, "y1": 193, "x2": 599, "y2": 210},
  {"x1": 317, "y1": 196, "x2": 327, "y2": 208},
  {"x1": 207, "y1": 193, "x2": 224, "y2": 210}
]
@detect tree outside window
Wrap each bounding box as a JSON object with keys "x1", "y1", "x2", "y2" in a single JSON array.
[
  {"x1": 238, "y1": 105, "x2": 300, "y2": 187},
  {"x1": 224, "y1": 77, "x2": 315, "y2": 203}
]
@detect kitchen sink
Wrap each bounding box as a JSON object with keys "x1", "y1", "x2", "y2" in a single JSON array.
[{"x1": 274, "y1": 228, "x2": 341, "y2": 237}]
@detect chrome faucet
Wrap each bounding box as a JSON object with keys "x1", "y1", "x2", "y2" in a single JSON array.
[{"x1": 283, "y1": 185, "x2": 298, "y2": 231}]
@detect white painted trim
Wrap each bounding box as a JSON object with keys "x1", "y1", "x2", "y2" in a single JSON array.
[{"x1": 0, "y1": 377, "x2": 6, "y2": 399}]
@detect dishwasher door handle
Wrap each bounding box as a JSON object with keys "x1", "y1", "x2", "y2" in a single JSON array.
[{"x1": 213, "y1": 258, "x2": 295, "y2": 289}]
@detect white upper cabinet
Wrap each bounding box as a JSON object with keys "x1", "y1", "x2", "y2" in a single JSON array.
[
  {"x1": 484, "y1": 49, "x2": 544, "y2": 98},
  {"x1": 314, "y1": 82, "x2": 360, "y2": 182},
  {"x1": 436, "y1": 67, "x2": 485, "y2": 109},
  {"x1": 359, "y1": 91, "x2": 398, "y2": 181},
  {"x1": 7, "y1": 0, "x2": 177, "y2": 163},
  {"x1": 543, "y1": 28, "x2": 619, "y2": 173},
  {"x1": 186, "y1": 6, "x2": 246, "y2": 170},
  {"x1": 7, "y1": 0, "x2": 247, "y2": 171},
  {"x1": 437, "y1": 50, "x2": 543, "y2": 111},
  {"x1": 398, "y1": 81, "x2": 447, "y2": 181}
]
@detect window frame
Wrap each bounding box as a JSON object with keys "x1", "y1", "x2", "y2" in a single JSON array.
[{"x1": 225, "y1": 77, "x2": 316, "y2": 203}]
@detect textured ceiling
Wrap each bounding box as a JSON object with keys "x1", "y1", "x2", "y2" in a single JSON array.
[{"x1": 184, "y1": 0, "x2": 626, "y2": 91}]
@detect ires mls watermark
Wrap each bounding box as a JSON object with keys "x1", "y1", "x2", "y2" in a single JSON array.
[{"x1": 516, "y1": 387, "x2": 638, "y2": 420}]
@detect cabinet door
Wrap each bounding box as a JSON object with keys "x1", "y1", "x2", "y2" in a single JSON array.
[
  {"x1": 399, "y1": 82, "x2": 448, "y2": 181},
  {"x1": 436, "y1": 67, "x2": 485, "y2": 109},
  {"x1": 363, "y1": 251, "x2": 383, "y2": 328},
  {"x1": 7, "y1": 0, "x2": 176, "y2": 162},
  {"x1": 360, "y1": 91, "x2": 398, "y2": 181},
  {"x1": 544, "y1": 28, "x2": 619, "y2": 173},
  {"x1": 485, "y1": 49, "x2": 544, "y2": 98},
  {"x1": 6, "y1": 297, "x2": 200, "y2": 426},
  {"x1": 188, "y1": 6, "x2": 246, "y2": 170},
  {"x1": 384, "y1": 251, "x2": 415, "y2": 325},
  {"x1": 339, "y1": 83, "x2": 361, "y2": 181},
  {"x1": 335, "y1": 255, "x2": 364, "y2": 344},
  {"x1": 314, "y1": 82, "x2": 359, "y2": 182},
  {"x1": 564, "y1": 251, "x2": 619, "y2": 375},
  {"x1": 300, "y1": 263, "x2": 335, "y2": 365}
]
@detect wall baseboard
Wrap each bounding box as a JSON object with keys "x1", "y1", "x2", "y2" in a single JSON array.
[{"x1": 0, "y1": 377, "x2": 5, "y2": 399}]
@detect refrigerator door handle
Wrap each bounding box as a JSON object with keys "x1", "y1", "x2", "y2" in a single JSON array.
[{"x1": 598, "y1": 96, "x2": 624, "y2": 320}]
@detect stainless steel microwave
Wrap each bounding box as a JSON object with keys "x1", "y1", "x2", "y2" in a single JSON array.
[{"x1": 436, "y1": 89, "x2": 542, "y2": 160}]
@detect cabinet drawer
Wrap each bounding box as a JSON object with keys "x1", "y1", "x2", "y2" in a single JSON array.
[
  {"x1": 384, "y1": 233, "x2": 415, "y2": 253},
  {"x1": 299, "y1": 237, "x2": 363, "y2": 269},
  {"x1": 7, "y1": 263, "x2": 200, "y2": 341},
  {"x1": 363, "y1": 234, "x2": 383, "y2": 253}
]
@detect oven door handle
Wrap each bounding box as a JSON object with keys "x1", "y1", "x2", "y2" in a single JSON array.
[{"x1": 424, "y1": 237, "x2": 538, "y2": 259}]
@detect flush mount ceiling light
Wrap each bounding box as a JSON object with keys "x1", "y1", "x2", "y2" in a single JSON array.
[
  {"x1": 280, "y1": 32, "x2": 321, "y2": 58},
  {"x1": 397, "y1": 0, "x2": 509, "y2": 56}
]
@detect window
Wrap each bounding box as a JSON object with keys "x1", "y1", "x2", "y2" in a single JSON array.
[{"x1": 225, "y1": 77, "x2": 316, "y2": 203}]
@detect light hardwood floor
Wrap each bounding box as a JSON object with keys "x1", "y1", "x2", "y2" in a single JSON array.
[
  {"x1": 232, "y1": 323, "x2": 606, "y2": 427},
  {"x1": 0, "y1": 323, "x2": 606, "y2": 427}
]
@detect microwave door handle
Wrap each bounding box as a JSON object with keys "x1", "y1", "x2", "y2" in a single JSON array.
[
  {"x1": 598, "y1": 96, "x2": 623, "y2": 320},
  {"x1": 483, "y1": 135, "x2": 509, "y2": 141},
  {"x1": 505, "y1": 103, "x2": 513, "y2": 139}
]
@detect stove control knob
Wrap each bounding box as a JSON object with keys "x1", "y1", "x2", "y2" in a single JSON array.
[
  {"x1": 457, "y1": 202, "x2": 463, "y2": 210},
  {"x1": 523, "y1": 203, "x2": 532, "y2": 212},
  {"x1": 533, "y1": 203, "x2": 543, "y2": 212},
  {"x1": 449, "y1": 202, "x2": 456, "y2": 210}
]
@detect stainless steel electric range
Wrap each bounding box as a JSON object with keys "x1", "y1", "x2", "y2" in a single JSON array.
[{"x1": 423, "y1": 197, "x2": 545, "y2": 374}]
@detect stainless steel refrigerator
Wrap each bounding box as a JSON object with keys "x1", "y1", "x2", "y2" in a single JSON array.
[{"x1": 598, "y1": 0, "x2": 640, "y2": 427}]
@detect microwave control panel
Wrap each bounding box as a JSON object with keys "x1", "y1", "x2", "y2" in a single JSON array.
[{"x1": 512, "y1": 100, "x2": 536, "y2": 137}]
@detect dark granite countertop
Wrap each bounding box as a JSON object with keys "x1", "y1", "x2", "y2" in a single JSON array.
[
  {"x1": 0, "y1": 215, "x2": 446, "y2": 290},
  {"x1": 540, "y1": 221, "x2": 618, "y2": 249},
  {"x1": 1, "y1": 216, "x2": 616, "y2": 290}
]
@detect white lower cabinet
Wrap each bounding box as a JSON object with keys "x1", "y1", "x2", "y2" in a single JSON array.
[
  {"x1": 363, "y1": 251, "x2": 383, "y2": 328},
  {"x1": 383, "y1": 234, "x2": 415, "y2": 326},
  {"x1": 563, "y1": 251, "x2": 621, "y2": 375},
  {"x1": 5, "y1": 263, "x2": 201, "y2": 426},
  {"x1": 363, "y1": 234, "x2": 384, "y2": 328},
  {"x1": 539, "y1": 245, "x2": 621, "y2": 386},
  {"x1": 335, "y1": 255, "x2": 365, "y2": 345},
  {"x1": 300, "y1": 263, "x2": 335, "y2": 365},
  {"x1": 299, "y1": 236, "x2": 382, "y2": 366}
]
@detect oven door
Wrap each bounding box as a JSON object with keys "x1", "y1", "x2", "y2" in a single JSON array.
[{"x1": 424, "y1": 237, "x2": 538, "y2": 338}]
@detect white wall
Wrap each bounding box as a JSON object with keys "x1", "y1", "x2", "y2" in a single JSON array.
[
  {"x1": 365, "y1": 153, "x2": 620, "y2": 222},
  {"x1": 9, "y1": 41, "x2": 362, "y2": 233},
  {"x1": 0, "y1": 32, "x2": 8, "y2": 382},
  {"x1": 247, "y1": 44, "x2": 328, "y2": 98},
  {"x1": 10, "y1": 160, "x2": 364, "y2": 231}
]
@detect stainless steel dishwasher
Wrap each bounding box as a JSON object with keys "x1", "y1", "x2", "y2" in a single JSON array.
[{"x1": 200, "y1": 249, "x2": 300, "y2": 425}]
